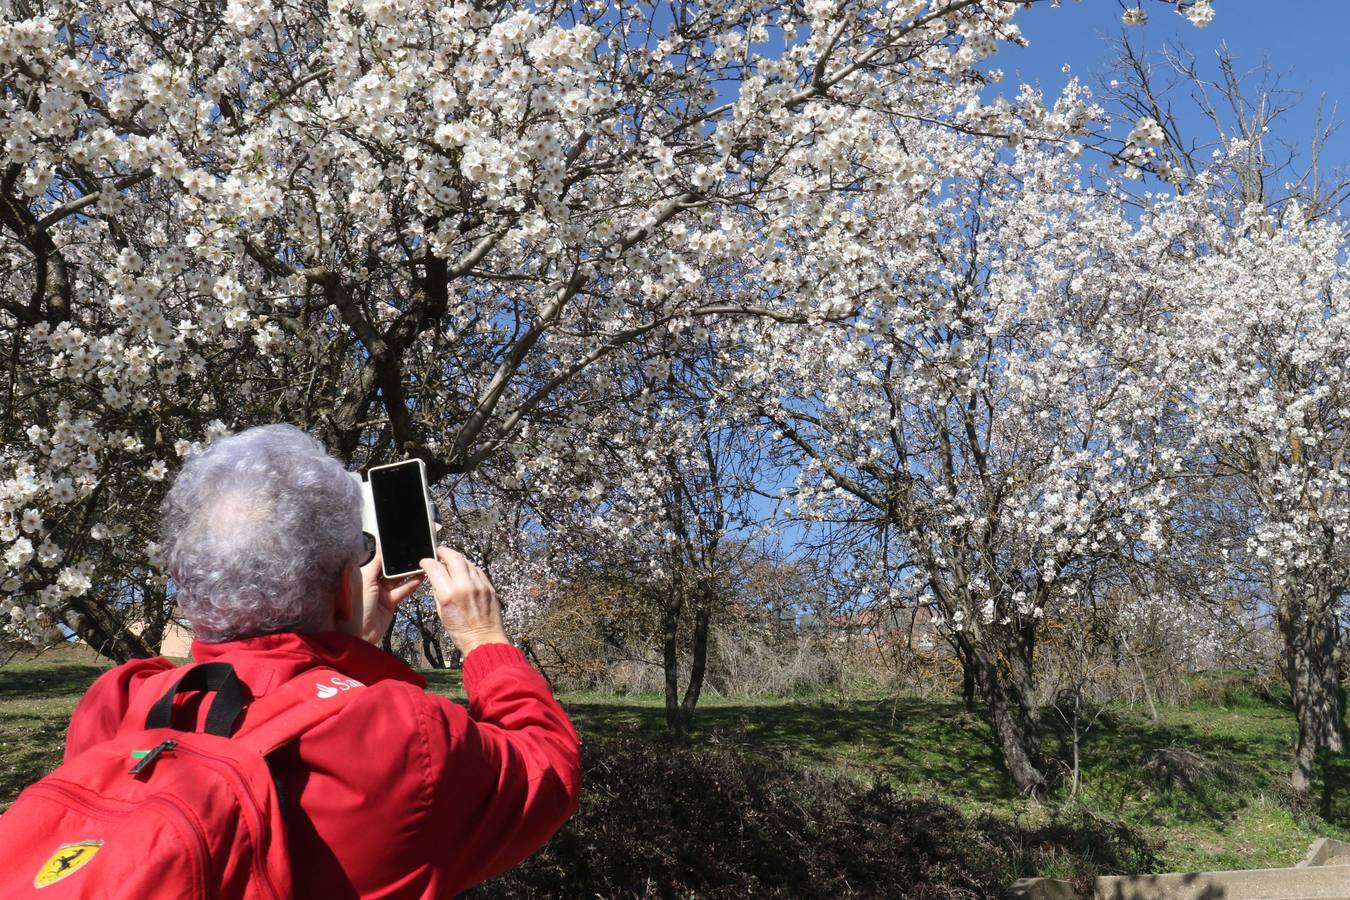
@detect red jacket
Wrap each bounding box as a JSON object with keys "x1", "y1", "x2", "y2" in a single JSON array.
[{"x1": 64, "y1": 632, "x2": 582, "y2": 899}]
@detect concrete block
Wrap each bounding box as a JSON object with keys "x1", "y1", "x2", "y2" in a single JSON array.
[
  {"x1": 1011, "y1": 837, "x2": 1350, "y2": 899},
  {"x1": 1093, "y1": 864, "x2": 1350, "y2": 899},
  {"x1": 1301, "y1": 838, "x2": 1350, "y2": 868},
  {"x1": 1009, "y1": 877, "x2": 1077, "y2": 900}
]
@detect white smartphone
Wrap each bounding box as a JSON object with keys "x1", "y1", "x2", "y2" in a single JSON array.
[{"x1": 363, "y1": 459, "x2": 437, "y2": 579}]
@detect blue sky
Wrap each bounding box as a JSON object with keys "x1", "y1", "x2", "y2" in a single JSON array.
[{"x1": 995, "y1": 2, "x2": 1350, "y2": 173}]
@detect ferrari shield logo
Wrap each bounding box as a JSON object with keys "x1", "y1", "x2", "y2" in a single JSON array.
[{"x1": 34, "y1": 840, "x2": 102, "y2": 888}]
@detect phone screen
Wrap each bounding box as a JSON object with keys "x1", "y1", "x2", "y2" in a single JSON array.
[{"x1": 369, "y1": 461, "x2": 436, "y2": 576}]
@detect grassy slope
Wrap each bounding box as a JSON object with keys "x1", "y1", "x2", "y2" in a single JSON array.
[
  {"x1": 0, "y1": 645, "x2": 108, "y2": 804},
  {"x1": 4, "y1": 649, "x2": 1348, "y2": 880},
  {"x1": 475, "y1": 684, "x2": 1350, "y2": 875}
]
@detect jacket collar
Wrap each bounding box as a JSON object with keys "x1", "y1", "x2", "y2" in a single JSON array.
[{"x1": 190, "y1": 631, "x2": 427, "y2": 694}]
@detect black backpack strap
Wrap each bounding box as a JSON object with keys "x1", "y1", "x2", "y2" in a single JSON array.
[{"x1": 144, "y1": 662, "x2": 249, "y2": 737}]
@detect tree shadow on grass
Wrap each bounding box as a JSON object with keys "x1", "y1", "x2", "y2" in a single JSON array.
[
  {"x1": 0, "y1": 662, "x2": 98, "y2": 809},
  {"x1": 1040, "y1": 701, "x2": 1350, "y2": 836},
  {"x1": 469, "y1": 734, "x2": 1156, "y2": 899},
  {"x1": 1316, "y1": 748, "x2": 1350, "y2": 828},
  {"x1": 561, "y1": 695, "x2": 1019, "y2": 802},
  {"x1": 0, "y1": 664, "x2": 106, "y2": 701},
  {"x1": 0, "y1": 732, "x2": 66, "y2": 810}
]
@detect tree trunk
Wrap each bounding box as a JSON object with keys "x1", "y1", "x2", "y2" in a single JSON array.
[
  {"x1": 420, "y1": 629, "x2": 446, "y2": 669},
  {"x1": 521, "y1": 639, "x2": 554, "y2": 690},
  {"x1": 1068, "y1": 688, "x2": 1082, "y2": 802},
  {"x1": 960, "y1": 648, "x2": 978, "y2": 713},
  {"x1": 138, "y1": 617, "x2": 166, "y2": 657},
  {"x1": 1122, "y1": 634, "x2": 1160, "y2": 723},
  {"x1": 132, "y1": 582, "x2": 174, "y2": 657},
  {"x1": 66, "y1": 596, "x2": 153, "y2": 663},
  {"x1": 959, "y1": 629, "x2": 1046, "y2": 797},
  {"x1": 679, "y1": 589, "x2": 713, "y2": 724},
  {"x1": 662, "y1": 592, "x2": 689, "y2": 740},
  {"x1": 1279, "y1": 587, "x2": 1344, "y2": 793},
  {"x1": 946, "y1": 632, "x2": 978, "y2": 713}
]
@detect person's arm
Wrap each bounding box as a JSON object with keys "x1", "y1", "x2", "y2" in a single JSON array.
[
  {"x1": 415, "y1": 548, "x2": 582, "y2": 892},
  {"x1": 418, "y1": 644, "x2": 581, "y2": 891}
]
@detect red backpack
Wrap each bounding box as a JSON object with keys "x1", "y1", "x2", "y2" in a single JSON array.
[{"x1": 0, "y1": 661, "x2": 360, "y2": 898}]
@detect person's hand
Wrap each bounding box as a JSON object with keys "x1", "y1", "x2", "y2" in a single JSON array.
[
  {"x1": 354, "y1": 547, "x2": 425, "y2": 645},
  {"x1": 419, "y1": 546, "x2": 509, "y2": 657}
]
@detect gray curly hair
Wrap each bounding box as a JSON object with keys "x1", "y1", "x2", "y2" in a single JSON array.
[{"x1": 161, "y1": 424, "x2": 365, "y2": 642}]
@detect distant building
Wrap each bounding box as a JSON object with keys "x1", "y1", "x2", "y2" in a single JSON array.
[
  {"x1": 66, "y1": 612, "x2": 195, "y2": 659},
  {"x1": 158, "y1": 617, "x2": 194, "y2": 658},
  {"x1": 825, "y1": 605, "x2": 945, "y2": 652}
]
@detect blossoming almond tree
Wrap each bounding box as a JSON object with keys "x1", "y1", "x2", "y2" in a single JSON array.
[
  {"x1": 517, "y1": 317, "x2": 774, "y2": 737},
  {"x1": 1101, "y1": 39, "x2": 1349, "y2": 791},
  {"x1": 0, "y1": 0, "x2": 1216, "y2": 664},
  {"x1": 0, "y1": 0, "x2": 1038, "y2": 655},
  {"x1": 735, "y1": 133, "x2": 1186, "y2": 794},
  {"x1": 1153, "y1": 203, "x2": 1350, "y2": 793}
]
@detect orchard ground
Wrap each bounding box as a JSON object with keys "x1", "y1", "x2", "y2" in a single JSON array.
[{"x1": 3, "y1": 647, "x2": 1348, "y2": 898}]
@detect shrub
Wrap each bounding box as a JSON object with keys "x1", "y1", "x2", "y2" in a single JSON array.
[{"x1": 1186, "y1": 669, "x2": 1288, "y2": 709}]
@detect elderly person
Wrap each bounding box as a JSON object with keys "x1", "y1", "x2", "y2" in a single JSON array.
[{"x1": 63, "y1": 425, "x2": 581, "y2": 898}]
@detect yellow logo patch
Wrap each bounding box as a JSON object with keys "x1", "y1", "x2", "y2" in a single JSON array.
[{"x1": 34, "y1": 841, "x2": 102, "y2": 888}]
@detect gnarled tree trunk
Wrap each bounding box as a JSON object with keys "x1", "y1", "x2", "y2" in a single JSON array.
[
  {"x1": 1278, "y1": 585, "x2": 1344, "y2": 793},
  {"x1": 956, "y1": 623, "x2": 1046, "y2": 797},
  {"x1": 66, "y1": 595, "x2": 155, "y2": 664}
]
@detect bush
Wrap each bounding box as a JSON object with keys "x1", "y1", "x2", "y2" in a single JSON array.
[
  {"x1": 1185, "y1": 669, "x2": 1288, "y2": 709},
  {"x1": 533, "y1": 626, "x2": 911, "y2": 699},
  {"x1": 468, "y1": 736, "x2": 1157, "y2": 899},
  {"x1": 706, "y1": 629, "x2": 843, "y2": 697}
]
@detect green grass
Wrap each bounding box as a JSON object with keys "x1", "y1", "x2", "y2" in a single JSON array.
[
  {"x1": 1057, "y1": 699, "x2": 1350, "y2": 872},
  {"x1": 0, "y1": 645, "x2": 112, "y2": 809},
  {"x1": 424, "y1": 679, "x2": 1350, "y2": 873},
  {"x1": 544, "y1": 690, "x2": 1016, "y2": 805},
  {"x1": 3, "y1": 648, "x2": 1348, "y2": 884}
]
